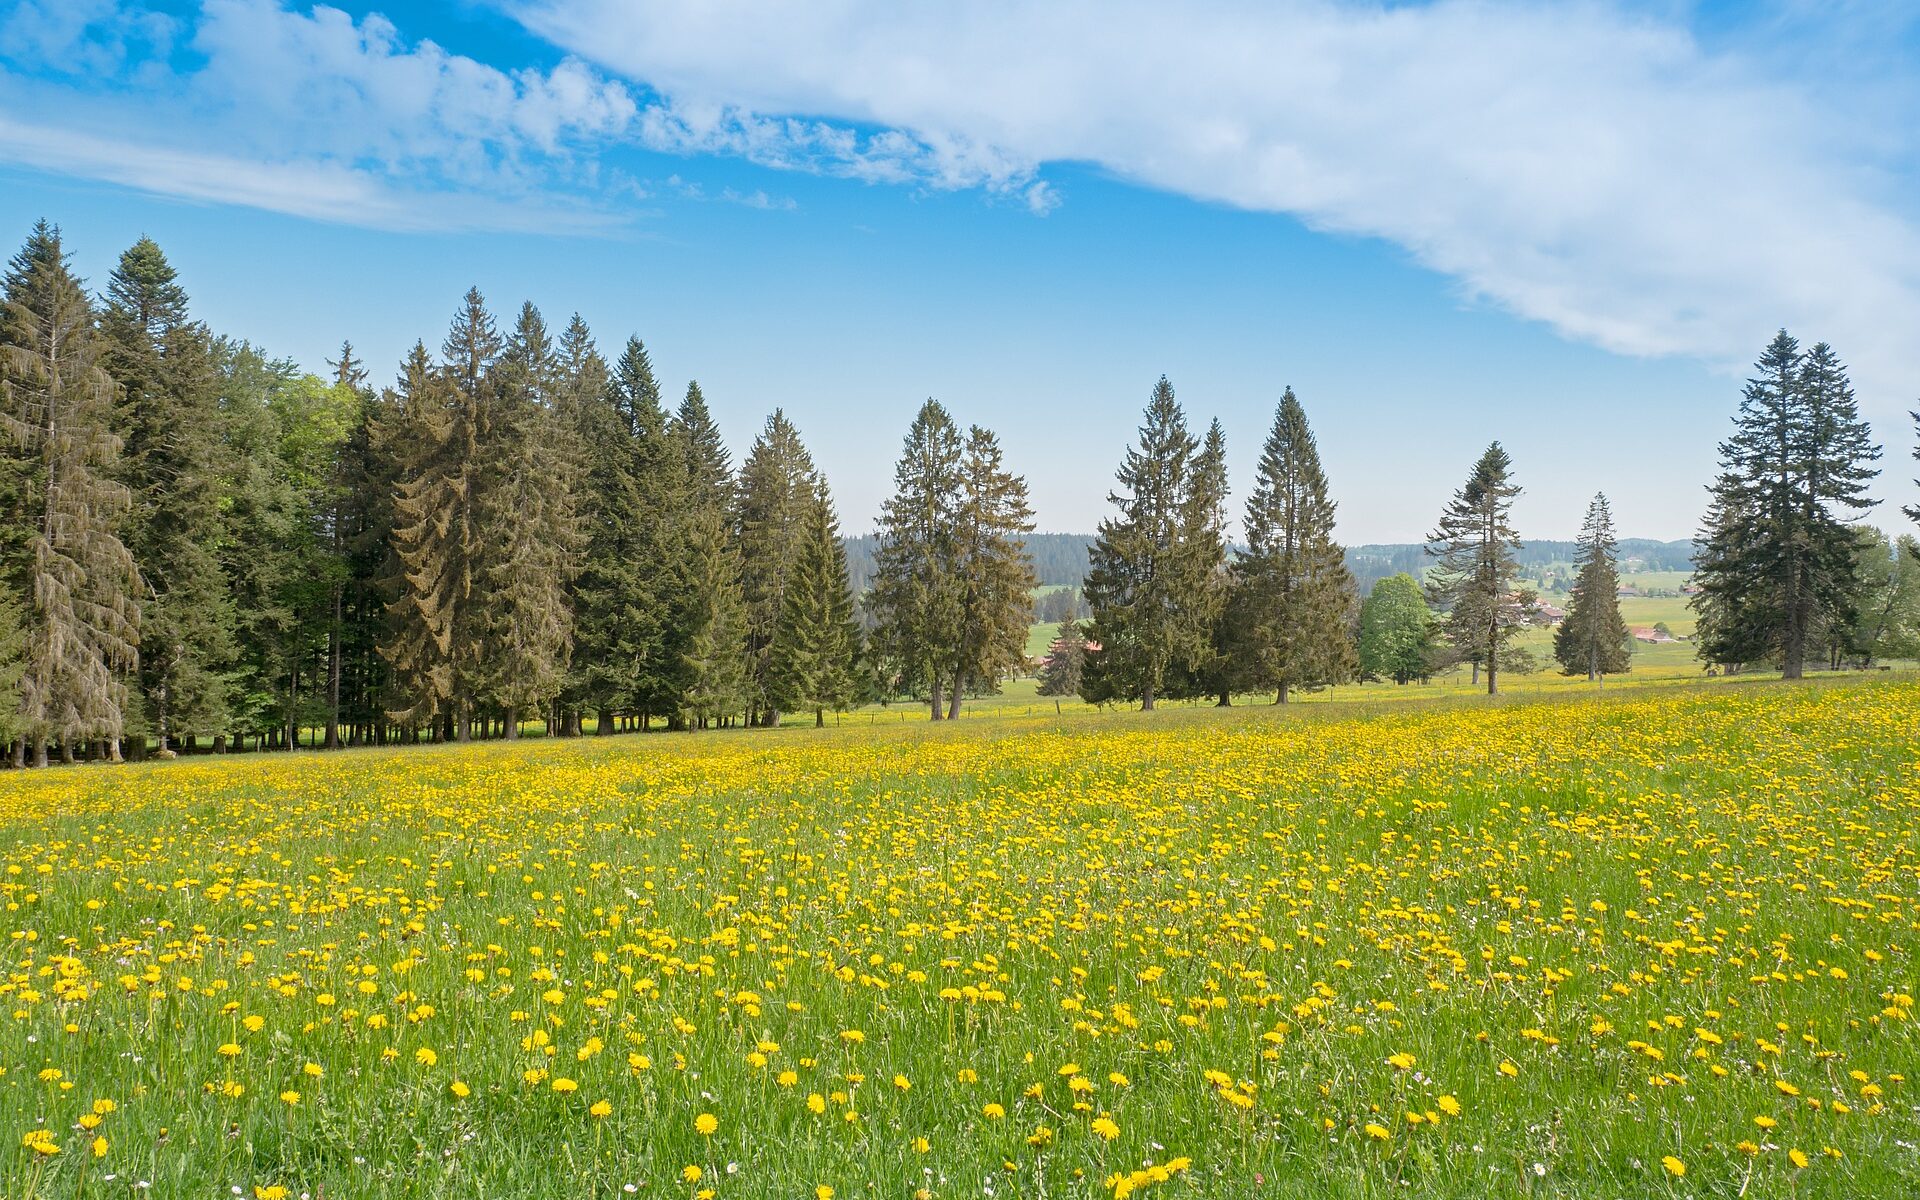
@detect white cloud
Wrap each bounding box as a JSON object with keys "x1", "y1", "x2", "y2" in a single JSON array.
[
  {"x1": 0, "y1": 113, "x2": 613, "y2": 233},
  {"x1": 0, "y1": 0, "x2": 640, "y2": 231},
  {"x1": 510, "y1": 0, "x2": 1920, "y2": 407}
]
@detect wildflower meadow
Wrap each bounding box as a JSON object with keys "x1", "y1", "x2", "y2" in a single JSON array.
[{"x1": 2, "y1": 678, "x2": 1916, "y2": 1198}]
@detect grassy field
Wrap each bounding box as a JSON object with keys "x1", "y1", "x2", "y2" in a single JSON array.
[{"x1": 2, "y1": 676, "x2": 1917, "y2": 1197}]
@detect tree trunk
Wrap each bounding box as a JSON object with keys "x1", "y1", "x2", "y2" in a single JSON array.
[
  {"x1": 947, "y1": 679, "x2": 962, "y2": 721},
  {"x1": 1141, "y1": 682, "x2": 1155, "y2": 712},
  {"x1": 815, "y1": 707, "x2": 825, "y2": 728},
  {"x1": 504, "y1": 706, "x2": 520, "y2": 740},
  {"x1": 324, "y1": 587, "x2": 342, "y2": 750},
  {"x1": 33, "y1": 737, "x2": 47, "y2": 769},
  {"x1": 1276, "y1": 683, "x2": 1289, "y2": 705},
  {"x1": 928, "y1": 675, "x2": 944, "y2": 721}
]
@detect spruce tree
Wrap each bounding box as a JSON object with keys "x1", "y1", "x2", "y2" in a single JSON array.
[
  {"x1": 100, "y1": 236, "x2": 236, "y2": 751},
  {"x1": 550, "y1": 315, "x2": 610, "y2": 734},
  {"x1": 1238, "y1": 389, "x2": 1355, "y2": 702},
  {"x1": 383, "y1": 316, "x2": 483, "y2": 739},
  {"x1": 737, "y1": 410, "x2": 821, "y2": 726},
  {"x1": 1907, "y1": 410, "x2": 1919, "y2": 537},
  {"x1": 867, "y1": 399, "x2": 965, "y2": 717},
  {"x1": 1554, "y1": 493, "x2": 1631, "y2": 680},
  {"x1": 946, "y1": 425, "x2": 1036, "y2": 717},
  {"x1": 477, "y1": 303, "x2": 578, "y2": 737},
  {"x1": 326, "y1": 341, "x2": 393, "y2": 747},
  {"x1": 675, "y1": 381, "x2": 734, "y2": 515},
  {"x1": 1081, "y1": 377, "x2": 1212, "y2": 711},
  {"x1": 769, "y1": 488, "x2": 861, "y2": 726},
  {"x1": 1692, "y1": 332, "x2": 1880, "y2": 676},
  {"x1": 679, "y1": 503, "x2": 750, "y2": 729},
  {"x1": 0, "y1": 222, "x2": 140, "y2": 764},
  {"x1": 616, "y1": 338, "x2": 689, "y2": 728},
  {"x1": 1170, "y1": 418, "x2": 1235, "y2": 704},
  {"x1": 1037, "y1": 617, "x2": 1087, "y2": 697},
  {"x1": 670, "y1": 380, "x2": 744, "y2": 729},
  {"x1": 1426, "y1": 442, "x2": 1523, "y2": 694}
]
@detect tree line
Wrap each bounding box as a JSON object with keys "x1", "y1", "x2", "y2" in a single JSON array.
[
  {"x1": 1, "y1": 222, "x2": 1916, "y2": 764},
  {"x1": 1040, "y1": 332, "x2": 1911, "y2": 704}
]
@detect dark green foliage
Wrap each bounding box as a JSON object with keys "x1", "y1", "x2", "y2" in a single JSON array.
[
  {"x1": 1427, "y1": 442, "x2": 1524, "y2": 694},
  {"x1": 946, "y1": 426, "x2": 1036, "y2": 716},
  {"x1": 770, "y1": 490, "x2": 861, "y2": 726},
  {"x1": 1692, "y1": 332, "x2": 1880, "y2": 676},
  {"x1": 867, "y1": 399, "x2": 964, "y2": 715},
  {"x1": 1236, "y1": 389, "x2": 1355, "y2": 702},
  {"x1": 101, "y1": 237, "x2": 238, "y2": 746},
  {"x1": 679, "y1": 503, "x2": 751, "y2": 729},
  {"x1": 0, "y1": 222, "x2": 140, "y2": 762},
  {"x1": 1554, "y1": 493, "x2": 1631, "y2": 679},
  {"x1": 737, "y1": 410, "x2": 822, "y2": 726},
  {"x1": 478, "y1": 303, "x2": 578, "y2": 735},
  {"x1": 1081, "y1": 377, "x2": 1221, "y2": 711}
]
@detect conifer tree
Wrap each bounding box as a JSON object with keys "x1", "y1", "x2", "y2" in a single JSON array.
[
  {"x1": 1037, "y1": 616, "x2": 1087, "y2": 697},
  {"x1": 384, "y1": 292, "x2": 495, "y2": 740},
  {"x1": 679, "y1": 503, "x2": 750, "y2": 729},
  {"x1": 1907, "y1": 410, "x2": 1919, "y2": 537},
  {"x1": 737, "y1": 410, "x2": 821, "y2": 726},
  {"x1": 868, "y1": 399, "x2": 965, "y2": 717},
  {"x1": 0, "y1": 222, "x2": 140, "y2": 764},
  {"x1": 326, "y1": 341, "x2": 392, "y2": 746},
  {"x1": 550, "y1": 315, "x2": 609, "y2": 734},
  {"x1": 769, "y1": 488, "x2": 861, "y2": 726},
  {"x1": 1692, "y1": 332, "x2": 1880, "y2": 676},
  {"x1": 1238, "y1": 389, "x2": 1355, "y2": 702},
  {"x1": 1171, "y1": 418, "x2": 1235, "y2": 704},
  {"x1": 946, "y1": 425, "x2": 1037, "y2": 716},
  {"x1": 1427, "y1": 442, "x2": 1523, "y2": 694},
  {"x1": 675, "y1": 381, "x2": 734, "y2": 515},
  {"x1": 1081, "y1": 377, "x2": 1213, "y2": 711},
  {"x1": 477, "y1": 303, "x2": 578, "y2": 737},
  {"x1": 100, "y1": 236, "x2": 235, "y2": 750},
  {"x1": 670, "y1": 380, "x2": 744, "y2": 729},
  {"x1": 1554, "y1": 493, "x2": 1631, "y2": 680}
]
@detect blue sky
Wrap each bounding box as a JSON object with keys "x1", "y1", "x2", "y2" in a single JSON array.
[{"x1": 2, "y1": 1, "x2": 1918, "y2": 543}]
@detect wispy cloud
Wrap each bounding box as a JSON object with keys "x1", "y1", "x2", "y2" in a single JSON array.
[
  {"x1": 510, "y1": 0, "x2": 1920, "y2": 406},
  {"x1": 4, "y1": 0, "x2": 1918, "y2": 405},
  {"x1": 0, "y1": 0, "x2": 637, "y2": 231}
]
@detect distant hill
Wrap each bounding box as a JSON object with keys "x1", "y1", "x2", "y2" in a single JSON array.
[
  {"x1": 845, "y1": 534, "x2": 1696, "y2": 596},
  {"x1": 1346, "y1": 539, "x2": 1698, "y2": 593},
  {"x1": 844, "y1": 532, "x2": 1094, "y2": 592}
]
